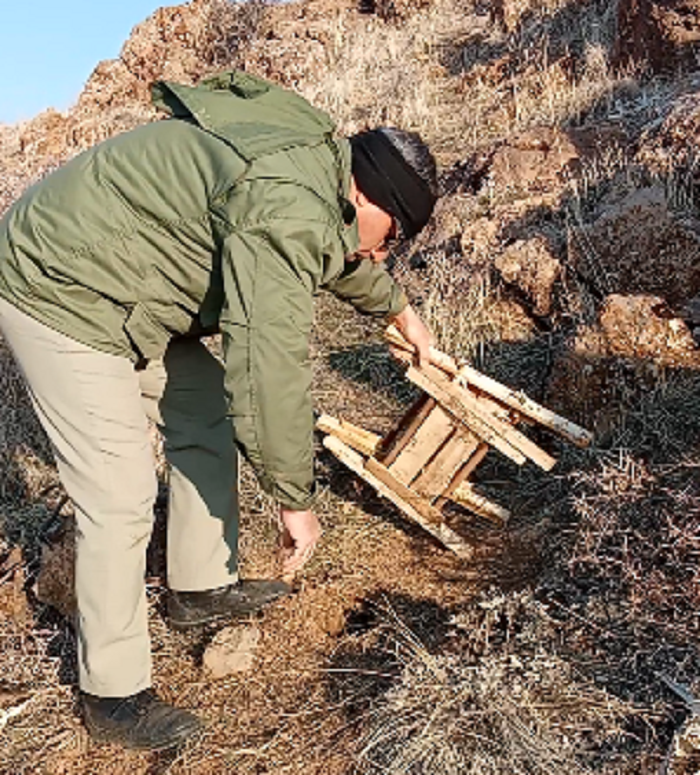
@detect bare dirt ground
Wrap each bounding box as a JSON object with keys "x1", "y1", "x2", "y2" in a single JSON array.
[{"x1": 1, "y1": 0, "x2": 700, "y2": 772}]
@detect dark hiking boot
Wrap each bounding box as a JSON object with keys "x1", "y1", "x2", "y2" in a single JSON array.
[
  {"x1": 81, "y1": 689, "x2": 203, "y2": 750},
  {"x1": 167, "y1": 579, "x2": 291, "y2": 630}
]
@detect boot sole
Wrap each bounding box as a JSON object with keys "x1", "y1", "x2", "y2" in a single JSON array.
[
  {"x1": 168, "y1": 594, "x2": 289, "y2": 630},
  {"x1": 87, "y1": 721, "x2": 203, "y2": 751}
]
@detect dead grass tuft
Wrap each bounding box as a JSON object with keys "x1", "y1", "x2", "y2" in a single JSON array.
[{"x1": 354, "y1": 594, "x2": 636, "y2": 775}]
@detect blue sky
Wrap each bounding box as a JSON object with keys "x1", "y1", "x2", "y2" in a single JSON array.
[{"x1": 0, "y1": 1, "x2": 162, "y2": 123}]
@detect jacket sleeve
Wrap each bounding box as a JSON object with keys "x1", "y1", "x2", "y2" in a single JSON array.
[
  {"x1": 323, "y1": 258, "x2": 408, "y2": 318},
  {"x1": 219, "y1": 222, "x2": 321, "y2": 511}
]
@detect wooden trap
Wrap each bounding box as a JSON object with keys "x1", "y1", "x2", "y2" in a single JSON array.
[{"x1": 317, "y1": 325, "x2": 593, "y2": 558}]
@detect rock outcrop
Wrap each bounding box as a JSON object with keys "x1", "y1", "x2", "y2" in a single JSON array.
[
  {"x1": 637, "y1": 89, "x2": 700, "y2": 173},
  {"x1": 613, "y1": 0, "x2": 700, "y2": 73},
  {"x1": 494, "y1": 236, "x2": 562, "y2": 316},
  {"x1": 567, "y1": 185, "x2": 700, "y2": 310}
]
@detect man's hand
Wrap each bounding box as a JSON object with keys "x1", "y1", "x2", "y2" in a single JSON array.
[
  {"x1": 390, "y1": 304, "x2": 433, "y2": 367},
  {"x1": 279, "y1": 508, "x2": 322, "y2": 579}
]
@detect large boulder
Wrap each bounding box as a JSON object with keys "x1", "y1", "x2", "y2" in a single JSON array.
[
  {"x1": 545, "y1": 294, "x2": 699, "y2": 430},
  {"x1": 488, "y1": 127, "x2": 580, "y2": 196},
  {"x1": 494, "y1": 236, "x2": 562, "y2": 316},
  {"x1": 599, "y1": 293, "x2": 699, "y2": 364},
  {"x1": 477, "y1": 125, "x2": 627, "y2": 201},
  {"x1": 613, "y1": 0, "x2": 700, "y2": 73},
  {"x1": 78, "y1": 0, "x2": 228, "y2": 112},
  {"x1": 637, "y1": 91, "x2": 700, "y2": 173},
  {"x1": 567, "y1": 185, "x2": 700, "y2": 310}
]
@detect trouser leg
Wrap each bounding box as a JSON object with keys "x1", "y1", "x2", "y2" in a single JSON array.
[
  {"x1": 138, "y1": 338, "x2": 239, "y2": 592},
  {"x1": 0, "y1": 298, "x2": 156, "y2": 697}
]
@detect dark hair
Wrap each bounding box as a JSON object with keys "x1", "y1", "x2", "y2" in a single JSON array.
[{"x1": 376, "y1": 127, "x2": 438, "y2": 198}]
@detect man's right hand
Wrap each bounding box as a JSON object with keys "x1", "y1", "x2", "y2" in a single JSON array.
[
  {"x1": 390, "y1": 303, "x2": 433, "y2": 367},
  {"x1": 279, "y1": 508, "x2": 322, "y2": 579}
]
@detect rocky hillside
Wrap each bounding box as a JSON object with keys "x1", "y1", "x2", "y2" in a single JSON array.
[{"x1": 1, "y1": 0, "x2": 700, "y2": 773}]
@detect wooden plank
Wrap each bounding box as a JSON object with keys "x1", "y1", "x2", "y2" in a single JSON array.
[
  {"x1": 451, "y1": 483, "x2": 510, "y2": 525},
  {"x1": 437, "y1": 442, "x2": 490, "y2": 507},
  {"x1": 323, "y1": 436, "x2": 473, "y2": 559},
  {"x1": 455, "y1": 365, "x2": 593, "y2": 448},
  {"x1": 412, "y1": 429, "x2": 481, "y2": 500},
  {"x1": 407, "y1": 364, "x2": 557, "y2": 471},
  {"x1": 386, "y1": 324, "x2": 593, "y2": 449},
  {"x1": 388, "y1": 405, "x2": 455, "y2": 485},
  {"x1": 316, "y1": 415, "x2": 381, "y2": 458},
  {"x1": 379, "y1": 395, "x2": 436, "y2": 467},
  {"x1": 405, "y1": 364, "x2": 528, "y2": 467}
]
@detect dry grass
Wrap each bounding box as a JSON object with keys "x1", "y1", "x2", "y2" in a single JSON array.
[{"x1": 354, "y1": 595, "x2": 636, "y2": 775}]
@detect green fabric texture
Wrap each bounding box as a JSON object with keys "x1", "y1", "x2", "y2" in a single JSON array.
[{"x1": 0, "y1": 70, "x2": 407, "y2": 509}]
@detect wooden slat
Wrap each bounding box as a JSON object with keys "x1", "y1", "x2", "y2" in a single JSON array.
[
  {"x1": 455, "y1": 364, "x2": 593, "y2": 448},
  {"x1": 379, "y1": 396, "x2": 436, "y2": 467},
  {"x1": 412, "y1": 429, "x2": 481, "y2": 500},
  {"x1": 407, "y1": 364, "x2": 557, "y2": 471},
  {"x1": 437, "y1": 442, "x2": 490, "y2": 507},
  {"x1": 323, "y1": 436, "x2": 473, "y2": 559},
  {"x1": 386, "y1": 325, "x2": 592, "y2": 449},
  {"x1": 451, "y1": 483, "x2": 510, "y2": 525},
  {"x1": 389, "y1": 405, "x2": 455, "y2": 485},
  {"x1": 406, "y1": 365, "x2": 527, "y2": 467},
  {"x1": 316, "y1": 415, "x2": 381, "y2": 458}
]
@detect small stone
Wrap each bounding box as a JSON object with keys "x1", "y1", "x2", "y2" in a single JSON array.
[{"x1": 202, "y1": 625, "x2": 261, "y2": 679}]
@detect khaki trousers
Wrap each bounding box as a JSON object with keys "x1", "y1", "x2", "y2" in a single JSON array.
[{"x1": 0, "y1": 297, "x2": 239, "y2": 696}]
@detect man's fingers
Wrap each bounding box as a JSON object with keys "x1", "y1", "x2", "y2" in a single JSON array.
[{"x1": 280, "y1": 541, "x2": 317, "y2": 576}]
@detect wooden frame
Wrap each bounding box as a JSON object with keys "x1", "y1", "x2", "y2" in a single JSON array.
[{"x1": 317, "y1": 326, "x2": 593, "y2": 557}]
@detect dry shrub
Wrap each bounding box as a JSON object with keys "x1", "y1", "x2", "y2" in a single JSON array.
[
  {"x1": 564, "y1": 376, "x2": 700, "y2": 657},
  {"x1": 355, "y1": 594, "x2": 635, "y2": 775}
]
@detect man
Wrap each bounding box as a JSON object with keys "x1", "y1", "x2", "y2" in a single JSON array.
[{"x1": 0, "y1": 70, "x2": 437, "y2": 750}]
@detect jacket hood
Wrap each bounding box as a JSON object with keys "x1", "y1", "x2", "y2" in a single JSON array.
[{"x1": 151, "y1": 70, "x2": 336, "y2": 162}]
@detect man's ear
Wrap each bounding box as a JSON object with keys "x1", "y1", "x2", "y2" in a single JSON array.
[
  {"x1": 355, "y1": 188, "x2": 371, "y2": 208},
  {"x1": 349, "y1": 178, "x2": 370, "y2": 209}
]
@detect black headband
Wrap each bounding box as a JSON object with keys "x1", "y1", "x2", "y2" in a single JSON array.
[{"x1": 350, "y1": 130, "x2": 437, "y2": 239}]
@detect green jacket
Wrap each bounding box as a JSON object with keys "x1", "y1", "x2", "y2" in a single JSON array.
[{"x1": 0, "y1": 71, "x2": 407, "y2": 509}]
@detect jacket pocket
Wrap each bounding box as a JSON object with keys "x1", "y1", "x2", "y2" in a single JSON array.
[{"x1": 123, "y1": 303, "x2": 170, "y2": 360}]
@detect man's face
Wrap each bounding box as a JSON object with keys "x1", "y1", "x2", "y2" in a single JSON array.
[{"x1": 351, "y1": 182, "x2": 400, "y2": 263}]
